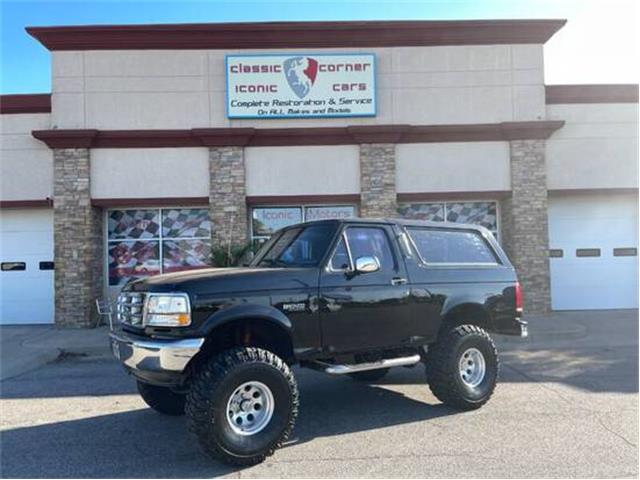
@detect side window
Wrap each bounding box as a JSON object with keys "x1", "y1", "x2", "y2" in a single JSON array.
[
  {"x1": 330, "y1": 237, "x2": 351, "y2": 270},
  {"x1": 345, "y1": 227, "x2": 396, "y2": 273},
  {"x1": 408, "y1": 228, "x2": 498, "y2": 264}
]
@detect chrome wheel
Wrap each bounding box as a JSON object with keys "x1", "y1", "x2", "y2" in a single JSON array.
[
  {"x1": 226, "y1": 381, "x2": 274, "y2": 436},
  {"x1": 458, "y1": 347, "x2": 486, "y2": 387}
]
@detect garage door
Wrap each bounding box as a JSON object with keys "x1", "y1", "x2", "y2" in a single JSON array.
[
  {"x1": 0, "y1": 209, "x2": 54, "y2": 324},
  {"x1": 549, "y1": 193, "x2": 639, "y2": 310}
]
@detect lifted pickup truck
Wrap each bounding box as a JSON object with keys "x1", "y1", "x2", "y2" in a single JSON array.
[{"x1": 110, "y1": 218, "x2": 525, "y2": 465}]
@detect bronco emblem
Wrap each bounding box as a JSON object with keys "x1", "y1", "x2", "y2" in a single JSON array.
[{"x1": 283, "y1": 57, "x2": 318, "y2": 99}]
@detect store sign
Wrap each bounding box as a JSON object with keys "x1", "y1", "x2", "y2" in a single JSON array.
[
  {"x1": 305, "y1": 206, "x2": 355, "y2": 221},
  {"x1": 226, "y1": 54, "x2": 376, "y2": 119}
]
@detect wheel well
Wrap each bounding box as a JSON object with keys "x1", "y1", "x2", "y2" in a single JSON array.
[
  {"x1": 188, "y1": 318, "x2": 295, "y2": 373},
  {"x1": 439, "y1": 303, "x2": 492, "y2": 337}
]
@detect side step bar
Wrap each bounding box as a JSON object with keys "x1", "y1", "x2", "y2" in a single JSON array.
[{"x1": 322, "y1": 354, "x2": 421, "y2": 375}]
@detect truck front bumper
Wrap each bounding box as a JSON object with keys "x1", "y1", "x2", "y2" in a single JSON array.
[{"x1": 109, "y1": 329, "x2": 204, "y2": 386}]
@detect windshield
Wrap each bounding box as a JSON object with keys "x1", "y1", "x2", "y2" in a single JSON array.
[{"x1": 251, "y1": 224, "x2": 337, "y2": 268}]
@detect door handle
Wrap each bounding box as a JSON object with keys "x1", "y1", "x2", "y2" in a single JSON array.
[{"x1": 391, "y1": 277, "x2": 408, "y2": 286}]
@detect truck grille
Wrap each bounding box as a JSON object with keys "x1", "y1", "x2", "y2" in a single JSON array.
[{"x1": 116, "y1": 292, "x2": 146, "y2": 326}]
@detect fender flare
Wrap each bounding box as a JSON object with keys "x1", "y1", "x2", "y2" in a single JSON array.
[
  {"x1": 440, "y1": 297, "x2": 494, "y2": 331},
  {"x1": 200, "y1": 303, "x2": 293, "y2": 337}
]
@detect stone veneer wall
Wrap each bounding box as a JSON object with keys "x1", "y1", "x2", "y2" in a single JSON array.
[
  {"x1": 359, "y1": 144, "x2": 397, "y2": 217},
  {"x1": 209, "y1": 146, "x2": 249, "y2": 248},
  {"x1": 53, "y1": 148, "x2": 103, "y2": 327},
  {"x1": 501, "y1": 139, "x2": 551, "y2": 314}
]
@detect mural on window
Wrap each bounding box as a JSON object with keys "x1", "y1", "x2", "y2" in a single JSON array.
[
  {"x1": 398, "y1": 202, "x2": 499, "y2": 240},
  {"x1": 107, "y1": 208, "x2": 211, "y2": 286}
]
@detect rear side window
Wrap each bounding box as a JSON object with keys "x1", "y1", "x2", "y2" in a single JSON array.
[{"x1": 407, "y1": 228, "x2": 498, "y2": 264}]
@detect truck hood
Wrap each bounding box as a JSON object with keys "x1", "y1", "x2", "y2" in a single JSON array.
[{"x1": 126, "y1": 267, "x2": 319, "y2": 297}]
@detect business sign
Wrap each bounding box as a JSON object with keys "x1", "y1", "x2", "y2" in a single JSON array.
[{"x1": 226, "y1": 54, "x2": 376, "y2": 119}]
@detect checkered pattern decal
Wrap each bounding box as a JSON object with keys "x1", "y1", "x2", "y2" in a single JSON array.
[
  {"x1": 162, "y1": 209, "x2": 211, "y2": 238},
  {"x1": 108, "y1": 210, "x2": 160, "y2": 240},
  {"x1": 397, "y1": 203, "x2": 445, "y2": 222},
  {"x1": 163, "y1": 239, "x2": 212, "y2": 273},
  {"x1": 446, "y1": 202, "x2": 497, "y2": 232},
  {"x1": 108, "y1": 241, "x2": 160, "y2": 286},
  {"x1": 398, "y1": 201, "x2": 498, "y2": 238},
  {"x1": 107, "y1": 208, "x2": 212, "y2": 286}
]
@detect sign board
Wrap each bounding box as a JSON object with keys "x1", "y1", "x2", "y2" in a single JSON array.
[{"x1": 226, "y1": 54, "x2": 376, "y2": 119}]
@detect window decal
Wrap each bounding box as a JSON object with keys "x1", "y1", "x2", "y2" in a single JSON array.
[
  {"x1": 613, "y1": 247, "x2": 637, "y2": 257},
  {"x1": 1, "y1": 262, "x2": 26, "y2": 271},
  {"x1": 107, "y1": 208, "x2": 212, "y2": 286},
  {"x1": 162, "y1": 239, "x2": 212, "y2": 273},
  {"x1": 576, "y1": 248, "x2": 601, "y2": 258},
  {"x1": 108, "y1": 209, "x2": 160, "y2": 240}
]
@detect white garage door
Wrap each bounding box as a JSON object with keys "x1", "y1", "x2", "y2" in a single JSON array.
[
  {"x1": 0, "y1": 209, "x2": 54, "y2": 324},
  {"x1": 549, "y1": 193, "x2": 639, "y2": 310}
]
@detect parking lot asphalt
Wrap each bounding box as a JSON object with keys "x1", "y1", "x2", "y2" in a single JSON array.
[{"x1": 1, "y1": 310, "x2": 638, "y2": 478}]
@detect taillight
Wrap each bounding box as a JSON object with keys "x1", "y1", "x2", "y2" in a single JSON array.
[{"x1": 515, "y1": 281, "x2": 523, "y2": 313}]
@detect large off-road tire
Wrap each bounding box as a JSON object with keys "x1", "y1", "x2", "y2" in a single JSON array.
[
  {"x1": 136, "y1": 381, "x2": 186, "y2": 416},
  {"x1": 348, "y1": 368, "x2": 390, "y2": 382},
  {"x1": 425, "y1": 324, "x2": 499, "y2": 410},
  {"x1": 185, "y1": 347, "x2": 299, "y2": 466}
]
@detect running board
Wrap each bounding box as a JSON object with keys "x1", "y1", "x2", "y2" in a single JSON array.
[{"x1": 321, "y1": 354, "x2": 421, "y2": 375}]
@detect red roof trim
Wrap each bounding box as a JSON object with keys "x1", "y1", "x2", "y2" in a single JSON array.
[
  {"x1": 0, "y1": 199, "x2": 53, "y2": 208},
  {"x1": 546, "y1": 84, "x2": 639, "y2": 104},
  {"x1": 26, "y1": 19, "x2": 566, "y2": 51},
  {"x1": 91, "y1": 197, "x2": 209, "y2": 207},
  {"x1": 32, "y1": 121, "x2": 565, "y2": 149},
  {"x1": 0, "y1": 94, "x2": 51, "y2": 114}
]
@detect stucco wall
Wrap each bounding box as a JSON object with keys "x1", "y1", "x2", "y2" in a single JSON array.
[
  {"x1": 546, "y1": 103, "x2": 639, "y2": 190},
  {"x1": 0, "y1": 113, "x2": 53, "y2": 201},
  {"x1": 396, "y1": 141, "x2": 511, "y2": 193},
  {"x1": 90, "y1": 147, "x2": 209, "y2": 199},
  {"x1": 245, "y1": 145, "x2": 360, "y2": 196},
  {"x1": 51, "y1": 44, "x2": 544, "y2": 129}
]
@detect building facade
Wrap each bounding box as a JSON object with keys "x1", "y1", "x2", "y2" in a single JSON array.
[{"x1": 0, "y1": 20, "x2": 638, "y2": 326}]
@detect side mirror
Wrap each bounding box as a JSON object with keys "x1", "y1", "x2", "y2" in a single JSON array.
[{"x1": 354, "y1": 256, "x2": 380, "y2": 274}]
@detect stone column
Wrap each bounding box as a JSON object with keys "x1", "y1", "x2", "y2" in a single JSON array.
[
  {"x1": 209, "y1": 146, "x2": 248, "y2": 248},
  {"x1": 359, "y1": 143, "x2": 397, "y2": 217},
  {"x1": 501, "y1": 139, "x2": 551, "y2": 314},
  {"x1": 53, "y1": 148, "x2": 103, "y2": 327}
]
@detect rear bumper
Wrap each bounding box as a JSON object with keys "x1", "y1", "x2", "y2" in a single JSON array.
[
  {"x1": 493, "y1": 316, "x2": 528, "y2": 337},
  {"x1": 109, "y1": 329, "x2": 204, "y2": 386}
]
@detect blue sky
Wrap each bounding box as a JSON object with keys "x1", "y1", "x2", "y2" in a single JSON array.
[{"x1": 1, "y1": 0, "x2": 638, "y2": 94}]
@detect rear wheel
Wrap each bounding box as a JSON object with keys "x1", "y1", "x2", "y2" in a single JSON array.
[
  {"x1": 136, "y1": 381, "x2": 185, "y2": 416},
  {"x1": 348, "y1": 368, "x2": 389, "y2": 382},
  {"x1": 186, "y1": 347, "x2": 298, "y2": 466},
  {"x1": 425, "y1": 325, "x2": 498, "y2": 410}
]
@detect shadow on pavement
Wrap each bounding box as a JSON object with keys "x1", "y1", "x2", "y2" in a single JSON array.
[{"x1": 0, "y1": 376, "x2": 456, "y2": 478}]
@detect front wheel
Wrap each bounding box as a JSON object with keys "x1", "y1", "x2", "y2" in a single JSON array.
[
  {"x1": 425, "y1": 324, "x2": 499, "y2": 410},
  {"x1": 136, "y1": 381, "x2": 185, "y2": 416},
  {"x1": 185, "y1": 347, "x2": 299, "y2": 466}
]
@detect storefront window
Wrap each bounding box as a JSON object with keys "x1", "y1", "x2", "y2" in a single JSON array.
[
  {"x1": 398, "y1": 201, "x2": 499, "y2": 240},
  {"x1": 107, "y1": 208, "x2": 211, "y2": 286},
  {"x1": 251, "y1": 204, "x2": 356, "y2": 246}
]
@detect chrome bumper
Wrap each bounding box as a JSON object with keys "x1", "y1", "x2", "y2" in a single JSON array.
[{"x1": 109, "y1": 329, "x2": 204, "y2": 375}]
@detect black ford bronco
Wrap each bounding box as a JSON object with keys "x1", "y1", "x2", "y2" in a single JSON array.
[{"x1": 110, "y1": 218, "x2": 525, "y2": 465}]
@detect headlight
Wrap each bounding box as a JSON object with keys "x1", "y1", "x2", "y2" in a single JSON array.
[{"x1": 144, "y1": 293, "x2": 191, "y2": 327}]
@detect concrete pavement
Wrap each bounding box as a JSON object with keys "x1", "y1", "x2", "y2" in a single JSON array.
[
  {"x1": 0, "y1": 310, "x2": 637, "y2": 477},
  {"x1": 0, "y1": 325, "x2": 110, "y2": 381}
]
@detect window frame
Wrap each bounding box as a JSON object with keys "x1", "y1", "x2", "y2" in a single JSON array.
[
  {"x1": 104, "y1": 206, "x2": 212, "y2": 287},
  {"x1": 325, "y1": 224, "x2": 399, "y2": 274},
  {"x1": 404, "y1": 226, "x2": 502, "y2": 267}
]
